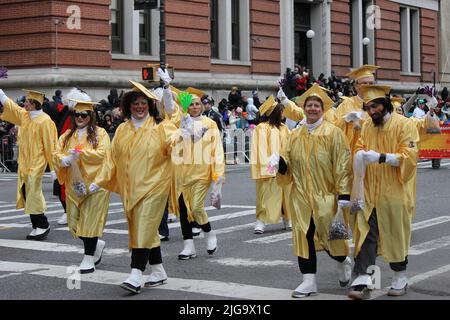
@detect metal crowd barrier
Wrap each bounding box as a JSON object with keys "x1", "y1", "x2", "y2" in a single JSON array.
[
  {"x1": 0, "y1": 135, "x2": 17, "y2": 173},
  {"x1": 223, "y1": 129, "x2": 252, "y2": 164}
]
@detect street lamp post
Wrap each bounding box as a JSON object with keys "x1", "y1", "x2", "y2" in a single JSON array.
[{"x1": 54, "y1": 19, "x2": 65, "y2": 69}]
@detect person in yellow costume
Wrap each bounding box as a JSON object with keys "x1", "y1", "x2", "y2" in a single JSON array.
[
  {"x1": 334, "y1": 65, "x2": 379, "y2": 153},
  {"x1": 91, "y1": 80, "x2": 177, "y2": 294},
  {"x1": 276, "y1": 85, "x2": 353, "y2": 298},
  {"x1": 53, "y1": 99, "x2": 110, "y2": 274},
  {"x1": 250, "y1": 95, "x2": 292, "y2": 234},
  {"x1": 347, "y1": 85, "x2": 419, "y2": 300},
  {"x1": 173, "y1": 87, "x2": 224, "y2": 260},
  {"x1": 0, "y1": 89, "x2": 57, "y2": 240}
]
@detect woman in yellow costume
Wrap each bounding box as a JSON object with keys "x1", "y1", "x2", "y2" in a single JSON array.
[
  {"x1": 92, "y1": 78, "x2": 177, "y2": 294},
  {"x1": 0, "y1": 88, "x2": 57, "y2": 241},
  {"x1": 53, "y1": 99, "x2": 110, "y2": 274},
  {"x1": 173, "y1": 87, "x2": 225, "y2": 260},
  {"x1": 250, "y1": 96, "x2": 292, "y2": 234},
  {"x1": 277, "y1": 85, "x2": 353, "y2": 298}
]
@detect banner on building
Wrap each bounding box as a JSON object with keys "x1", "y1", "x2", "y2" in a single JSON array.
[{"x1": 419, "y1": 124, "x2": 450, "y2": 159}]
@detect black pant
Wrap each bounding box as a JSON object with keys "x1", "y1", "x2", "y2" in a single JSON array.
[
  {"x1": 80, "y1": 237, "x2": 98, "y2": 256},
  {"x1": 297, "y1": 217, "x2": 347, "y2": 274},
  {"x1": 130, "y1": 247, "x2": 163, "y2": 272},
  {"x1": 22, "y1": 185, "x2": 49, "y2": 229},
  {"x1": 178, "y1": 194, "x2": 211, "y2": 240},
  {"x1": 158, "y1": 203, "x2": 169, "y2": 237},
  {"x1": 354, "y1": 209, "x2": 408, "y2": 275}
]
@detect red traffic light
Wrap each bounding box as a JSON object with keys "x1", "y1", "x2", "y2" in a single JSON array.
[{"x1": 142, "y1": 67, "x2": 152, "y2": 81}]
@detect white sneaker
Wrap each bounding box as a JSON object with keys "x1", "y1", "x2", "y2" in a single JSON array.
[
  {"x1": 205, "y1": 230, "x2": 217, "y2": 255},
  {"x1": 387, "y1": 271, "x2": 408, "y2": 296},
  {"x1": 253, "y1": 220, "x2": 265, "y2": 234},
  {"x1": 144, "y1": 264, "x2": 168, "y2": 287},
  {"x1": 120, "y1": 268, "x2": 143, "y2": 294},
  {"x1": 178, "y1": 239, "x2": 197, "y2": 260},
  {"x1": 168, "y1": 213, "x2": 177, "y2": 223},
  {"x1": 94, "y1": 240, "x2": 106, "y2": 266},
  {"x1": 79, "y1": 255, "x2": 95, "y2": 274},
  {"x1": 26, "y1": 229, "x2": 37, "y2": 240},
  {"x1": 337, "y1": 257, "x2": 352, "y2": 287},
  {"x1": 34, "y1": 227, "x2": 50, "y2": 241},
  {"x1": 292, "y1": 274, "x2": 318, "y2": 298},
  {"x1": 57, "y1": 213, "x2": 68, "y2": 225}
]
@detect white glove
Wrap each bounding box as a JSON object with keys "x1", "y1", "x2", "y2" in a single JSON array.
[
  {"x1": 61, "y1": 155, "x2": 75, "y2": 167},
  {"x1": 181, "y1": 114, "x2": 193, "y2": 131},
  {"x1": 89, "y1": 183, "x2": 100, "y2": 193},
  {"x1": 68, "y1": 148, "x2": 81, "y2": 160},
  {"x1": 0, "y1": 89, "x2": 8, "y2": 105},
  {"x1": 162, "y1": 87, "x2": 175, "y2": 115},
  {"x1": 363, "y1": 150, "x2": 380, "y2": 164},
  {"x1": 354, "y1": 150, "x2": 366, "y2": 164},
  {"x1": 157, "y1": 67, "x2": 172, "y2": 86},
  {"x1": 277, "y1": 88, "x2": 288, "y2": 106},
  {"x1": 426, "y1": 96, "x2": 438, "y2": 110},
  {"x1": 50, "y1": 171, "x2": 57, "y2": 182},
  {"x1": 338, "y1": 200, "x2": 351, "y2": 208},
  {"x1": 385, "y1": 153, "x2": 400, "y2": 167},
  {"x1": 344, "y1": 111, "x2": 364, "y2": 123},
  {"x1": 267, "y1": 153, "x2": 280, "y2": 174}
]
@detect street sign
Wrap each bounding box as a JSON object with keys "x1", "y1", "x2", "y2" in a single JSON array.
[
  {"x1": 142, "y1": 64, "x2": 174, "y2": 82},
  {"x1": 134, "y1": 0, "x2": 158, "y2": 10}
]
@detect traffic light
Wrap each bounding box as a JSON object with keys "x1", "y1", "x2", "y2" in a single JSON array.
[
  {"x1": 142, "y1": 64, "x2": 175, "y2": 82},
  {"x1": 134, "y1": 0, "x2": 158, "y2": 10}
]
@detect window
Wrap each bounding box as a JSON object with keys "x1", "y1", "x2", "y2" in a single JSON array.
[
  {"x1": 211, "y1": 0, "x2": 219, "y2": 59},
  {"x1": 111, "y1": 0, "x2": 124, "y2": 53},
  {"x1": 231, "y1": 0, "x2": 240, "y2": 60},
  {"x1": 139, "y1": 10, "x2": 151, "y2": 54},
  {"x1": 401, "y1": 7, "x2": 420, "y2": 73}
]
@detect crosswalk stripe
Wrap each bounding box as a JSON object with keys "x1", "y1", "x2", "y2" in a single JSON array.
[
  {"x1": 0, "y1": 203, "x2": 62, "y2": 214},
  {"x1": 412, "y1": 216, "x2": 450, "y2": 231},
  {"x1": 409, "y1": 236, "x2": 450, "y2": 255},
  {"x1": 245, "y1": 232, "x2": 291, "y2": 244},
  {"x1": 211, "y1": 258, "x2": 294, "y2": 267},
  {"x1": 0, "y1": 260, "x2": 348, "y2": 300},
  {"x1": 0, "y1": 239, "x2": 128, "y2": 256}
]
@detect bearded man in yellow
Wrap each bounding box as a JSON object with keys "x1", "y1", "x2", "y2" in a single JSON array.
[
  {"x1": 53, "y1": 100, "x2": 110, "y2": 274},
  {"x1": 250, "y1": 96, "x2": 291, "y2": 234},
  {"x1": 0, "y1": 89, "x2": 57, "y2": 241},
  {"x1": 92, "y1": 80, "x2": 176, "y2": 294},
  {"x1": 172, "y1": 87, "x2": 224, "y2": 261},
  {"x1": 347, "y1": 85, "x2": 419, "y2": 300},
  {"x1": 276, "y1": 85, "x2": 353, "y2": 298},
  {"x1": 334, "y1": 65, "x2": 379, "y2": 153}
]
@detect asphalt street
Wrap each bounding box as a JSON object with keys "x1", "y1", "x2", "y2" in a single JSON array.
[{"x1": 0, "y1": 160, "x2": 450, "y2": 301}]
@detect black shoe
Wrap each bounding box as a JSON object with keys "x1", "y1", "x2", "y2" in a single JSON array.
[
  {"x1": 159, "y1": 235, "x2": 169, "y2": 242},
  {"x1": 120, "y1": 282, "x2": 141, "y2": 294}
]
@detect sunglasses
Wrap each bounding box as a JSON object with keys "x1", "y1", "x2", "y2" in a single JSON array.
[{"x1": 74, "y1": 112, "x2": 89, "y2": 119}]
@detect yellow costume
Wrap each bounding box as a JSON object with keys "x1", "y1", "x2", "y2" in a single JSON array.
[
  {"x1": 353, "y1": 102, "x2": 419, "y2": 263},
  {"x1": 173, "y1": 116, "x2": 225, "y2": 224},
  {"x1": 53, "y1": 124, "x2": 111, "y2": 238},
  {"x1": 0, "y1": 97, "x2": 57, "y2": 214},
  {"x1": 96, "y1": 116, "x2": 176, "y2": 249},
  {"x1": 280, "y1": 120, "x2": 351, "y2": 259}
]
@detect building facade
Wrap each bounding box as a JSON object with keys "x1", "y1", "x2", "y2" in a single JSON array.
[{"x1": 0, "y1": 0, "x2": 441, "y2": 101}]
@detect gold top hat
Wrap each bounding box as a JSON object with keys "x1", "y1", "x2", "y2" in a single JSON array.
[
  {"x1": 22, "y1": 89, "x2": 45, "y2": 105},
  {"x1": 70, "y1": 99, "x2": 99, "y2": 112},
  {"x1": 129, "y1": 80, "x2": 161, "y2": 101},
  {"x1": 185, "y1": 87, "x2": 205, "y2": 100},
  {"x1": 296, "y1": 84, "x2": 334, "y2": 112},
  {"x1": 259, "y1": 95, "x2": 277, "y2": 116},
  {"x1": 391, "y1": 96, "x2": 405, "y2": 108},
  {"x1": 359, "y1": 85, "x2": 391, "y2": 104},
  {"x1": 346, "y1": 65, "x2": 380, "y2": 81}
]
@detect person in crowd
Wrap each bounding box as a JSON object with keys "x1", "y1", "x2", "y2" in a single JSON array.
[
  {"x1": 412, "y1": 99, "x2": 427, "y2": 119},
  {"x1": 0, "y1": 89, "x2": 58, "y2": 240},
  {"x1": 276, "y1": 85, "x2": 352, "y2": 298},
  {"x1": 245, "y1": 97, "x2": 259, "y2": 126},
  {"x1": 53, "y1": 100, "x2": 110, "y2": 274},
  {"x1": 228, "y1": 86, "x2": 242, "y2": 109},
  {"x1": 203, "y1": 97, "x2": 224, "y2": 133}
]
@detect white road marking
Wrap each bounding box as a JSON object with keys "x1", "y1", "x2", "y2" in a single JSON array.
[
  {"x1": 0, "y1": 260, "x2": 348, "y2": 300},
  {"x1": 211, "y1": 258, "x2": 294, "y2": 267},
  {"x1": 0, "y1": 203, "x2": 62, "y2": 214},
  {"x1": 412, "y1": 216, "x2": 450, "y2": 231},
  {"x1": 0, "y1": 239, "x2": 128, "y2": 256},
  {"x1": 409, "y1": 236, "x2": 450, "y2": 255},
  {"x1": 245, "y1": 232, "x2": 292, "y2": 244},
  {"x1": 216, "y1": 223, "x2": 255, "y2": 235},
  {"x1": 0, "y1": 272, "x2": 22, "y2": 279}
]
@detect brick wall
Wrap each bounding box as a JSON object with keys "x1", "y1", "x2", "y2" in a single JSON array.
[
  {"x1": 0, "y1": 0, "x2": 111, "y2": 68},
  {"x1": 330, "y1": 0, "x2": 352, "y2": 77}
]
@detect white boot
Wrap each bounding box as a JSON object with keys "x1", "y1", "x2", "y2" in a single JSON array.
[
  {"x1": 79, "y1": 255, "x2": 95, "y2": 274},
  {"x1": 34, "y1": 227, "x2": 50, "y2": 241},
  {"x1": 337, "y1": 257, "x2": 352, "y2": 287},
  {"x1": 26, "y1": 229, "x2": 37, "y2": 240},
  {"x1": 178, "y1": 239, "x2": 197, "y2": 260},
  {"x1": 57, "y1": 213, "x2": 68, "y2": 225},
  {"x1": 387, "y1": 271, "x2": 408, "y2": 296},
  {"x1": 348, "y1": 274, "x2": 373, "y2": 300},
  {"x1": 144, "y1": 264, "x2": 168, "y2": 287},
  {"x1": 253, "y1": 220, "x2": 265, "y2": 234},
  {"x1": 120, "y1": 268, "x2": 143, "y2": 294},
  {"x1": 94, "y1": 240, "x2": 106, "y2": 266},
  {"x1": 292, "y1": 274, "x2": 318, "y2": 298},
  {"x1": 205, "y1": 230, "x2": 217, "y2": 255}
]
